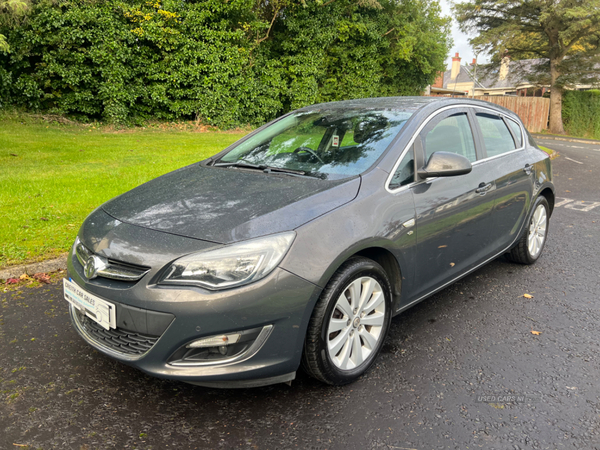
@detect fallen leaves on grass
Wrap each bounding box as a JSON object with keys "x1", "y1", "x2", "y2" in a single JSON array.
[
  {"x1": 531, "y1": 330, "x2": 542, "y2": 336},
  {"x1": 4, "y1": 272, "x2": 53, "y2": 287},
  {"x1": 523, "y1": 293, "x2": 533, "y2": 299}
]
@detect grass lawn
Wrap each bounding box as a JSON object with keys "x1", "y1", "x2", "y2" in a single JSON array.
[
  {"x1": 0, "y1": 114, "x2": 247, "y2": 269},
  {"x1": 538, "y1": 145, "x2": 558, "y2": 158}
]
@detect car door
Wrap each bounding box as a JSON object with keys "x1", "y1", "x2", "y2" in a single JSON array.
[
  {"x1": 409, "y1": 108, "x2": 498, "y2": 301},
  {"x1": 471, "y1": 109, "x2": 535, "y2": 250}
]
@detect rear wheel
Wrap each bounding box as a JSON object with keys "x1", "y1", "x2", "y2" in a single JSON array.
[
  {"x1": 302, "y1": 257, "x2": 392, "y2": 385},
  {"x1": 507, "y1": 196, "x2": 549, "y2": 265}
]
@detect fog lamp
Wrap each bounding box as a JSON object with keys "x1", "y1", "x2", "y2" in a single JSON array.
[
  {"x1": 186, "y1": 333, "x2": 241, "y2": 349},
  {"x1": 169, "y1": 326, "x2": 272, "y2": 366}
]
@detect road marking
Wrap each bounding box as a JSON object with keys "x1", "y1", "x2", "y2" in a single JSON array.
[
  {"x1": 555, "y1": 197, "x2": 574, "y2": 207},
  {"x1": 555, "y1": 197, "x2": 600, "y2": 212},
  {"x1": 538, "y1": 140, "x2": 600, "y2": 152},
  {"x1": 565, "y1": 157, "x2": 584, "y2": 164}
]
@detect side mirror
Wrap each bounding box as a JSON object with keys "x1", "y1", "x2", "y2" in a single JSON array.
[{"x1": 418, "y1": 151, "x2": 472, "y2": 179}]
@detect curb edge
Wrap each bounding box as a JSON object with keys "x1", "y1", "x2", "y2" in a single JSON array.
[
  {"x1": 533, "y1": 134, "x2": 600, "y2": 145},
  {"x1": 0, "y1": 253, "x2": 68, "y2": 281}
]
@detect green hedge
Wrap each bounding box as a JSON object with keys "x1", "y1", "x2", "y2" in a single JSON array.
[
  {"x1": 0, "y1": 0, "x2": 451, "y2": 127},
  {"x1": 562, "y1": 90, "x2": 600, "y2": 140}
]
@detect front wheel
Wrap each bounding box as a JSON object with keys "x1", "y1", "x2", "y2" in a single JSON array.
[
  {"x1": 302, "y1": 257, "x2": 392, "y2": 385},
  {"x1": 507, "y1": 196, "x2": 550, "y2": 264}
]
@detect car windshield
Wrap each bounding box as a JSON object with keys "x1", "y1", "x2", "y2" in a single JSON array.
[{"x1": 216, "y1": 108, "x2": 413, "y2": 179}]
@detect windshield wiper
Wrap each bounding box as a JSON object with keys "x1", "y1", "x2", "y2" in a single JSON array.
[
  {"x1": 214, "y1": 161, "x2": 313, "y2": 178},
  {"x1": 213, "y1": 161, "x2": 264, "y2": 170},
  {"x1": 263, "y1": 166, "x2": 306, "y2": 176}
]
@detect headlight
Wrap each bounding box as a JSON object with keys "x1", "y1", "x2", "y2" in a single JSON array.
[{"x1": 159, "y1": 232, "x2": 295, "y2": 290}]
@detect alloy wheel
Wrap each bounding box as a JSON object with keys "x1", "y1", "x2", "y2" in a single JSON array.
[
  {"x1": 527, "y1": 204, "x2": 547, "y2": 258},
  {"x1": 326, "y1": 276, "x2": 386, "y2": 370}
]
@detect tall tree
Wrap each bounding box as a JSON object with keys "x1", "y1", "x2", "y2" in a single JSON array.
[
  {"x1": 453, "y1": 0, "x2": 600, "y2": 134},
  {"x1": 256, "y1": 0, "x2": 452, "y2": 110}
]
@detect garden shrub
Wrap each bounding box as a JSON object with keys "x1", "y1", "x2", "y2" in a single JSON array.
[
  {"x1": 562, "y1": 90, "x2": 600, "y2": 140},
  {"x1": 0, "y1": 0, "x2": 451, "y2": 127}
]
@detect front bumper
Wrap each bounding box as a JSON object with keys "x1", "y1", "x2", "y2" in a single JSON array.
[{"x1": 67, "y1": 247, "x2": 322, "y2": 387}]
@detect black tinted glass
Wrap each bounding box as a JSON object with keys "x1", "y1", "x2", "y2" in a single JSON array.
[{"x1": 389, "y1": 148, "x2": 414, "y2": 189}]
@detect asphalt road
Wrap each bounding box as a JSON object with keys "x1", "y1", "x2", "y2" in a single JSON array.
[{"x1": 2, "y1": 139, "x2": 600, "y2": 450}]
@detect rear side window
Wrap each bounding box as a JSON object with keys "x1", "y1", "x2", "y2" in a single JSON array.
[
  {"x1": 476, "y1": 113, "x2": 517, "y2": 157},
  {"x1": 506, "y1": 118, "x2": 523, "y2": 147},
  {"x1": 389, "y1": 147, "x2": 414, "y2": 189},
  {"x1": 423, "y1": 113, "x2": 477, "y2": 163},
  {"x1": 525, "y1": 128, "x2": 538, "y2": 148}
]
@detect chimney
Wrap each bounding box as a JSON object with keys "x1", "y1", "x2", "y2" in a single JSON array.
[
  {"x1": 472, "y1": 58, "x2": 477, "y2": 65},
  {"x1": 451, "y1": 52, "x2": 461, "y2": 79},
  {"x1": 499, "y1": 55, "x2": 510, "y2": 80}
]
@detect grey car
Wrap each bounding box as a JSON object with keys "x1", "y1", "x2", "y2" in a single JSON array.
[{"x1": 64, "y1": 97, "x2": 554, "y2": 387}]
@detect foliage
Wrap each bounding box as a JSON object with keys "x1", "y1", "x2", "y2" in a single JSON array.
[
  {"x1": 562, "y1": 90, "x2": 600, "y2": 139},
  {"x1": 0, "y1": 0, "x2": 451, "y2": 127},
  {"x1": 453, "y1": 0, "x2": 600, "y2": 134},
  {"x1": 0, "y1": 0, "x2": 30, "y2": 52},
  {"x1": 258, "y1": 0, "x2": 451, "y2": 110}
]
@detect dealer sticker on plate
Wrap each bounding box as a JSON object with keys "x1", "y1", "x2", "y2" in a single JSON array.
[{"x1": 63, "y1": 278, "x2": 116, "y2": 330}]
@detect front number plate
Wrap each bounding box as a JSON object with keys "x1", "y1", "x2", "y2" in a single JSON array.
[{"x1": 63, "y1": 278, "x2": 116, "y2": 330}]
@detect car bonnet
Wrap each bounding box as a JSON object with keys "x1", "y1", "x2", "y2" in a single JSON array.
[{"x1": 101, "y1": 164, "x2": 360, "y2": 244}]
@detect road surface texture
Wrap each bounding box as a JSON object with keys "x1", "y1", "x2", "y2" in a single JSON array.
[{"x1": 1, "y1": 138, "x2": 599, "y2": 450}]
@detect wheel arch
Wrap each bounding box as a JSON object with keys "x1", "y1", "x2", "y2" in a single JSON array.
[
  {"x1": 538, "y1": 187, "x2": 555, "y2": 216},
  {"x1": 315, "y1": 246, "x2": 403, "y2": 313},
  {"x1": 353, "y1": 247, "x2": 402, "y2": 308}
]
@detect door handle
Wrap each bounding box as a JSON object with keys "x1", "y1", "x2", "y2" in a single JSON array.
[
  {"x1": 523, "y1": 163, "x2": 533, "y2": 175},
  {"x1": 476, "y1": 182, "x2": 492, "y2": 194}
]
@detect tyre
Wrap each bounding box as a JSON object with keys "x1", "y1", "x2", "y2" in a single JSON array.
[
  {"x1": 507, "y1": 195, "x2": 550, "y2": 265},
  {"x1": 302, "y1": 257, "x2": 392, "y2": 385}
]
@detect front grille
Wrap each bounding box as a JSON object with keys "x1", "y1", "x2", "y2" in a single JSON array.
[
  {"x1": 75, "y1": 310, "x2": 159, "y2": 356},
  {"x1": 75, "y1": 238, "x2": 150, "y2": 282}
]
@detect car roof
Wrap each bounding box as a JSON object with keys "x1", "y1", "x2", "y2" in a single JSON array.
[{"x1": 298, "y1": 96, "x2": 521, "y2": 122}]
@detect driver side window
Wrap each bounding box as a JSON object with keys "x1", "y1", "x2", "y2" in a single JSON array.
[{"x1": 423, "y1": 113, "x2": 477, "y2": 163}]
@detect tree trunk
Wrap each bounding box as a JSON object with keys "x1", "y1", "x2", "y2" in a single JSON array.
[{"x1": 548, "y1": 58, "x2": 565, "y2": 134}]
